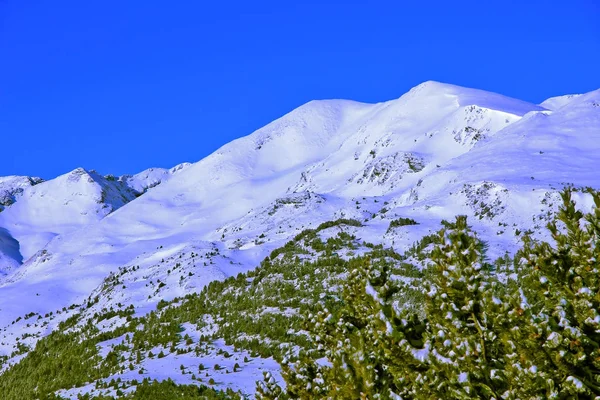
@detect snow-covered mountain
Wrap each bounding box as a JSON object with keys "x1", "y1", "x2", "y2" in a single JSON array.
[
  {"x1": 0, "y1": 175, "x2": 44, "y2": 211},
  {"x1": 0, "y1": 168, "x2": 140, "y2": 272},
  {"x1": 0, "y1": 176, "x2": 44, "y2": 271},
  {"x1": 119, "y1": 162, "x2": 192, "y2": 193},
  {"x1": 0, "y1": 81, "x2": 599, "y2": 398},
  {"x1": 0, "y1": 163, "x2": 194, "y2": 277}
]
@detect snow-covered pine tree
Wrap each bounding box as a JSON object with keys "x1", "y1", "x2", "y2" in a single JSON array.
[
  {"x1": 508, "y1": 189, "x2": 600, "y2": 398},
  {"x1": 257, "y1": 257, "x2": 426, "y2": 399},
  {"x1": 411, "y1": 215, "x2": 512, "y2": 399},
  {"x1": 256, "y1": 371, "x2": 287, "y2": 400}
]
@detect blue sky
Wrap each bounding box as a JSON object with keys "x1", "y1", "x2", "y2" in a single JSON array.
[{"x1": 1, "y1": 0, "x2": 598, "y2": 179}]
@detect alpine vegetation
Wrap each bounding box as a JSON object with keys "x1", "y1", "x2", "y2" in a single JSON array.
[{"x1": 257, "y1": 189, "x2": 600, "y2": 399}]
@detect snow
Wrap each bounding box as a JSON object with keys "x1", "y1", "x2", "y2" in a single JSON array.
[
  {"x1": 0, "y1": 80, "x2": 599, "y2": 396},
  {"x1": 122, "y1": 162, "x2": 191, "y2": 193},
  {"x1": 411, "y1": 342, "x2": 431, "y2": 362},
  {"x1": 58, "y1": 337, "x2": 282, "y2": 399},
  {"x1": 578, "y1": 287, "x2": 592, "y2": 295},
  {"x1": 546, "y1": 332, "x2": 562, "y2": 348},
  {"x1": 540, "y1": 94, "x2": 582, "y2": 111},
  {"x1": 529, "y1": 365, "x2": 537, "y2": 373},
  {"x1": 0, "y1": 168, "x2": 138, "y2": 264},
  {"x1": 0, "y1": 175, "x2": 43, "y2": 211},
  {"x1": 566, "y1": 375, "x2": 585, "y2": 390}
]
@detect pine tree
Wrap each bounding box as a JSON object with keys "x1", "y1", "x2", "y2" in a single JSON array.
[
  {"x1": 412, "y1": 216, "x2": 510, "y2": 399},
  {"x1": 256, "y1": 371, "x2": 287, "y2": 400},
  {"x1": 258, "y1": 257, "x2": 426, "y2": 399},
  {"x1": 507, "y1": 189, "x2": 600, "y2": 397}
]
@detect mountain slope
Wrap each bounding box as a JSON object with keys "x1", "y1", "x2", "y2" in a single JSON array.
[
  {"x1": 0, "y1": 161, "x2": 194, "y2": 275},
  {"x1": 540, "y1": 93, "x2": 583, "y2": 110},
  {"x1": 0, "y1": 168, "x2": 139, "y2": 268},
  {"x1": 120, "y1": 162, "x2": 192, "y2": 193},
  {"x1": 0, "y1": 175, "x2": 44, "y2": 211},
  {"x1": 0, "y1": 176, "x2": 44, "y2": 273}
]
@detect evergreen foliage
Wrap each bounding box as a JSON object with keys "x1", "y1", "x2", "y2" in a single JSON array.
[
  {"x1": 504, "y1": 189, "x2": 600, "y2": 397},
  {"x1": 76, "y1": 378, "x2": 240, "y2": 399},
  {"x1": 260, "y1": 189, "x2": 600, "y2": 399},
  {"x1": 387, "y1": 217, "x2": 419, "y2": 233}
]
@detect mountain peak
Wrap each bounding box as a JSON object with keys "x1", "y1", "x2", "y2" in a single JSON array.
[
  {"x1": 409, "y1": 79, "x2": 453, "y2": 90},
  {"x1": 540, "y1": 93, "x2": 583, "y2": 110},
  {"x1": 169, "y1": 162, "x2": 192, "y2": 174},
  {"x1": 0, "y1": 175, "x2": 43, "y2": 211},
  {"x1": 401, "y1": 80, "x2": 545, "y2": 117},
  {"x1": 406, "y1": 80, "x2": 490, "y2": 96}
]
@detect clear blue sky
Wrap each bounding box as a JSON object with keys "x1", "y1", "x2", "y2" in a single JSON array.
[{"x1": 1, "y1": 0, "x2": 599, "y2": 179}]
